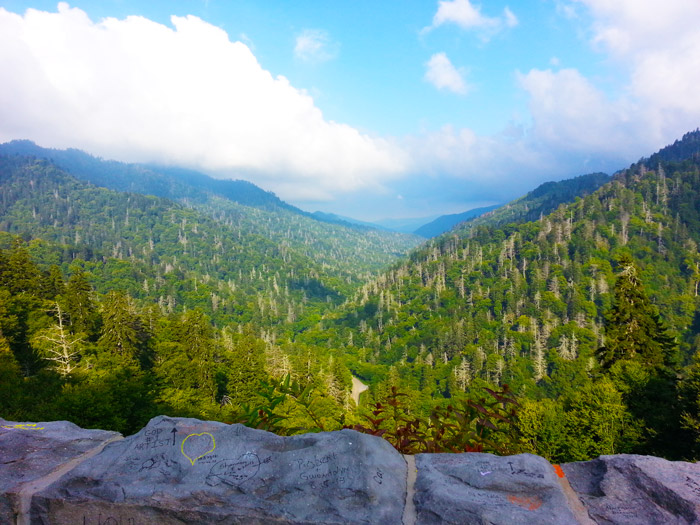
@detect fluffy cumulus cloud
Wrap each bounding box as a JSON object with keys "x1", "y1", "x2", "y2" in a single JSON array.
[
  {"x1": 427, "y1": 0, "x2": 518, "y2": 36},
  {"x1": 578, "y1": 0, "x2": 700, "y2": 121},
  {"x1": 0, "y1": 4, "x2": 405, "y2": 202},
  {"x1": 424, "y1": 53, "x2": 469, "y2": 95},
  {"x1": 518, "y1": 0, "x2": 700, "y2": 162},
  {"x1": 294, "y1": 29, "x2": 339, "y2": 63},
  {"x1": 516, "y1": 68, "x2": 644, "y2": 158}
]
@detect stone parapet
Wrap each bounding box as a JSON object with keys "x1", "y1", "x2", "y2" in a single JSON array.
[{"x1": 1, "y1": 416, "x2": 699, "y2": 524}]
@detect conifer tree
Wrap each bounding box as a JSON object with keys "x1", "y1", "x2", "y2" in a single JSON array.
[
  {"x1": 178, "y1": 309, "x2": 217, "y2": 401},
  {"x1": 98, "y1": 291, "x2": 142, "y2": 360},
  {"x1": 0, "y1": 334, "x2": 23, "y2": 417},
  {"x1": 4, "y1": 239, "x2": 41, "y2": 295},
  {"x1": 63, "y1": 267, "x2": 100, "y2": 339},
  {"x1": 224, "y1": 326, "x2": 267, "y2": 406},
  {"x1": 597, "y1": 254, "x2": 677, "y2": 370},
  {"x1": 598, "y1": 254, "x2": 682, "y2": 457}
]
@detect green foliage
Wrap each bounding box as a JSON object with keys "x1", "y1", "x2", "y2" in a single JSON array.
[
  {"x1": 226, "y1": 374, "x2": 343, "y2": 435},
  {"x1": 678, "y1": 352, "x2": 700, "y2": 458},
  {"x1": 561, "y1": 378, "x2": 631, "y2": 461},
  {"x1": 349, "y1": 385, "x2": 520, "y2": 455},
  {"x1": 598, "y1": 254, "x2": 678, "y2": 370},
  {"x1": 3, "y1": 132, "x2": 700, "y2": 461}
]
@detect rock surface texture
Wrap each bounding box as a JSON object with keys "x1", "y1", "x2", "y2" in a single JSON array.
[
  {"x1": 31, "y1": 415, "x2": 406, "y2": 525},
  {"x1": 563, "y1": 454, "x2": 700, "y2": 525},
  {"x1": 413, "y1": 452, "x2": 579, "y2": 524},
  {"x1": 1, "y1": 415, "x2": 699, "y2": 524},
  {"x1": 0, "y1": 418, "x2": 120, "y2": 525}
]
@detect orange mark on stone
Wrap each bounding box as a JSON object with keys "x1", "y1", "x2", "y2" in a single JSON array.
[
  {"x1": 508, "y1": 495, "x2": 543, "y2": 511},
  {"x1": 552, "y1": 464, "x2": 565, "y2": 478}
]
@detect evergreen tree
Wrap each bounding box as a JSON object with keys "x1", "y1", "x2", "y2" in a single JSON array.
[
  {"x1": 679, "y1": 352, "x2": 700, "y2": 458},
  {"x1": 599, "y1": 255, "x2": 683, "y2": 457},
  {"x1": 4, "y1": 239, "x2": 41, "y2": 295},
  {"x1": 0, "y1": 334, "x2": 23, "y2": 418},
  {"x1": 178, "y1": 309, "x2": 217, "y2": 401},
  {"x1": 62, "y1": 267, "x2": 100, "y2": 339},
  {"x1": 224, "y1": 326, "x2": 267, "y2": 406},
  {"x1": 597, "y1": 254, "x2": 677, "y2": 370},
  {"x1": 39, "y1": 265, "x2": 65, "y2": 300},
  {"x1": 98, "y1": 291, "x2": 145, "y2": 360}
]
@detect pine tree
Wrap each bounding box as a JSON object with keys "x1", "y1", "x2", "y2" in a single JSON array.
[
  {"x1": 223, "y1": 326, "x2": 267, "y2": 406},
  {"x1": 178, "y1": 309, "x2": 217, "y2": 401},
  {"x1": 4, "y1": 239, "x2": 41, "y2": 295},
  {"x1": 597, "y1": 254, "x2": 677, "y2": 370},
  {"x1": 98, "y1": 291, "x2": 143, "y2": 360},
  {"x1": 63, "y1": 267, "x2": 100, "y2": 339}
]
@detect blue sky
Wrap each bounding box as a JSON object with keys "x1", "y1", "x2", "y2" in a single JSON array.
[{"x1": 1, "y1": 1, "x2": 699, "y2": 220}]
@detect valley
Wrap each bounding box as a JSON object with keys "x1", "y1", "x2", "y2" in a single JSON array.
[{"x1": 1, "y1": 130, "x2": 700, "y2": 462}]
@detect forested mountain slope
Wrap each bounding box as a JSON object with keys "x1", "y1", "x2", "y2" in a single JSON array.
[
  {"x1": 0, "y1": 155, "x2": 363, "y2": 434},
  {"x1": 3, "y1": 131, "x2": 700, "y2": 463},
  {"x1": 313, "y1": 130, "x2": 700, "y2": 460},
  {"x1": 0, "y1": 155, "x2": 346, "y2": 329},
  {"x1": 0, "y1": 141, "x2": 423, "y2": 279},
  {"x1": 451, "y1": 172, "x2": 611, "y2": 235}
]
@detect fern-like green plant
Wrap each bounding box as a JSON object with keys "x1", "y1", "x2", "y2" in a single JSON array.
[{"x1": 349, "y1": 385, "x2": 520, "y2": 455}]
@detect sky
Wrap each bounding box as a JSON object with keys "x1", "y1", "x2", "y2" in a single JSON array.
[{"x1": 1, "y1": 1, "x2": 699, "y2": 221}]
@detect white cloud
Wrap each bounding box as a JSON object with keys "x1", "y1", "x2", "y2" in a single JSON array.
[
  {"x1": 426, "y1": 0, "x2": 518, "y2": 37},
  {"x1": 575, "y1": 0, "x2": 700, "y2": 118},
  {"x1": 424, "y1": 53, "x2": 469, "y2": 95},
  {"x1": 517, "y1": 0, "x2": 700, "y2": 158},
  {"x1": 516, "y1": 68, "x2": 643, "y2": 156},
  {"x1": 503, "y1": 7, "x2": 518, "y2": 28},
  {"x1": 0, "y1": 4, "x2": 404, "y2": 202},
  {"x1": 294, "y1": 29, "x2": 338, "y2": 63}
]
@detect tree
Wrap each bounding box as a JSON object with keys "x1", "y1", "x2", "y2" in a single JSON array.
[
  {"x1": 98, "y1": 291, "x2": 145, "y2": 360},
  {"x1": 179, "y1": 309, "x2": 217, "y2": 401},
  {"x1": 62, "y1": 267, "x2": 100, "y2": 339},
  {"x1": 3, "y1": 239, "x2": 41, "y2": 295},
  {"x1": 31, "y1": 303, "x2": 84, "y2": 376},
  {"x1": 678, "y1": 352, "x2": 700, "y2": 458},
  {"x1": 0, "y1": 334, "x2": 23, "y2": 418},
  {"x1": 562, "y1": 378, "x2": 630, "y2": 461},
  {"x1": 598, "y1": 255, "x2": 683, "y2": 457},
  {"x1": 223, "y1": 326, "x2": 267, "y2": 406},
  {"x1": 597, "y1": 254, "x2": 677, "y2": 370}
]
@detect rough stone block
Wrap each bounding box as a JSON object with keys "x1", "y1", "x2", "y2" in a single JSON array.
[
  {"x1": 562, "y1": 454, "x2": 700, "y2": 525},
  {"x1": 31, "y1": 415, "x2": 407, "y2": 524},
  {"x1": 413, "y1": 452, "x2": 579, "y2": 524},
  {"x1": 0, "y1": 418, "x2": 121, "y2": 524}
]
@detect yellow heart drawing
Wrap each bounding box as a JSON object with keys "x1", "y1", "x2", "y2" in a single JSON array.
[{"x1": 181, "y1": 432, "x2": 216, "y2": 466}]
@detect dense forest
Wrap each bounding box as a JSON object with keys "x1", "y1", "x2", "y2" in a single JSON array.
[{"x1": 2, "y1": 130, "x2": 700, "y2": 462}]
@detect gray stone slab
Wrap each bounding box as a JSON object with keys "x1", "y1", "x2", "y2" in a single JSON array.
[
  {"x1": 31, "y1": 415, "x2": 407, "y2": 524},
  {"x1": 0, "y1": 418, "x2": 121, "y2": 524},
  {"x1": 562, "y1": 454, "x2": 700, "y2": 525},
  {"x1": 413, "y1": 452, "x2": 579, "y2": 524}
]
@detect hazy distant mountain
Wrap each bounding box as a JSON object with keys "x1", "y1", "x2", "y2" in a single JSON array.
[
  {"x1": 310, "y1": 211, "x2": 387, "y2": 231},
  {"x1": 373, "y1": 215, "x2": 440, "y2": 234},
  {"x1": 413, "y1": 204, "x2": 500, "y2": 238},
  {"x1": 0, "y1": 140, "x2": 299, "y2": 212},
  {"x1": 0, "y1": 141, "x2": 424, "y2": 280},
  {"x1": 449, "y1": 172, "x2": 612, "y2": 236}
]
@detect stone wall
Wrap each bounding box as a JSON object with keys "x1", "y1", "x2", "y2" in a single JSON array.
[{"x1": 1, "y1": 415, "x2": 699, "y2": 524}]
